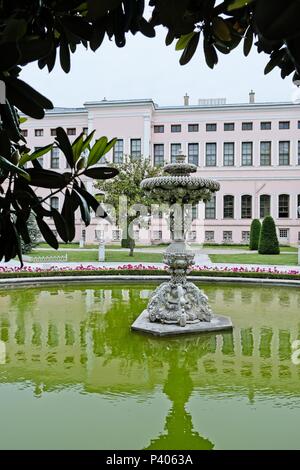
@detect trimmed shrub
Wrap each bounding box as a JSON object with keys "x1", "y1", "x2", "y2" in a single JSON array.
[
  {"x1": 258, "y1": 216, "x2": 280, "y2": 255},
  {"x1": 249, "y1": 219, "x2": 261, "y2": 250}
]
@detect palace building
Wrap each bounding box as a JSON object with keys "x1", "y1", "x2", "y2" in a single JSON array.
[{"x1": 21, "y1": 92, "x2": 300, "y2": 245}]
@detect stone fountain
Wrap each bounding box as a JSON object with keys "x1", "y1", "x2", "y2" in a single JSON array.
[{"x1": 131, "y1": 153, "x2": 233, "y2": 336}]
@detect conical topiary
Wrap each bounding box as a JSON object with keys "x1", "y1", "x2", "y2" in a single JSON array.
[
  {"x1": 258, "y1": 216, "x2": 280, "y2": 255},
  {"x1": 249, "y1": 219, "x2": 261, "y2": 250}
]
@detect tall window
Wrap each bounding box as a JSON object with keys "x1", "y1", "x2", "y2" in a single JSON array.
[
  {"x1": 223, "y1": 143, "x2": 234, "y2": 166},
  {"x1": 206, "y1": 123, "x2": 217, "y2": 132},
  {"x1": 113, "y1": 139, "x2": 124, "y2": 163},
  {"x1": 224, "y1": 123, "x2": 234, "y2": 131},
  {"x1": 188, "y1": 124, "x2": 199, "y2": 132},
  {"x1": 260, "y1": 141, "x2": 271, "y2": 166},
  {"x1": 223, "y1": 195, "x2": 234, "y2": 219},
  {"x1": 241, "y1": 195, "x2": 252, "y2": 219},
  {"x1": 83, "y1": 127, "x2": 88, "y2": 134},
  {"x1": 261, "y1": 122, "x2": 271, "y2": 130},
  {"x1": 154, "y1": 144, "x2": 164, "y2": 166},
  {"x1": 205, "y1": 195, "x2": 216, "y2": 219},
  {"x1": 297, "y1": 194, "x2": 300, "y2": 218},
  {"x1": 192, "y1": 205, "x2": 198, "y2": 220},
  {"x1": 188, "y1": 143, "x2": 199, "y2": 166},
  {"x1": 50, "y1": 147, "x2": 60, "y2": 169},
  {"x1": 35, "y1": 129, "x2": 43, "y2": 137},
  {"x1": 21, "y1": 129, "x2": 28, "y2": 137},
  {"x1": 279, "y1": 141, "x2": 290, "y2": 165},
  {"x1": 130, "y1": 139, "x2": 141, "y2": 159},
  {"x1": 241, "y1": 142, "x2": 253, "y2": 166},
  {"x1": 279, "y1": 121, "x2": 290, "y2": 129},
  {"x1": 50, "y1": 129, "x2": 57, "y2": 136},
  {"x1": 67, "y1": 128, "x2": 76, "y2": 136},
  {"x1": 50, "y1": 196, "x2": 59, "y2": 211},
  {"x1": 171, "y1": 143, "x2": 181, "y2": 163},
  {"x1": 242, "y1": 122, "x2": 253, "y2": 131},
  {"x1": 260, "y1": 195, "x2": 271, "y2": 218},
  {"x1": 278, "y1": 194, "x2": 290, "y2": 218},
  {"x1": 298, "y1": 141, "x2": 300, "y2": 165},
  {"x1": 171, "y1": 124, "x2": 181, "y2": 133},
  {"x1": 206, "y1": 143, "x2": 217, "y2": 166},
  {"x1": 154, "y1": 125, "x2": 164, "y2": 133}
]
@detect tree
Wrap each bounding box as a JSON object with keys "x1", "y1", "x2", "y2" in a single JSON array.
[
  {"x1": 1, "y1": 0, "x2": 300, "y2": 264},
  {"x1": 21, "y1": 212, "x2": 41, "y2": 254},
  {"x1": 97, "y1": 157, "x2": 163, "y2": 256},
  {"x1": 249, "y1": 219, "x2": 261, "y2": 250},
  {"x1": 258, "y1": 216, "x2": 280, "y2": 255}
]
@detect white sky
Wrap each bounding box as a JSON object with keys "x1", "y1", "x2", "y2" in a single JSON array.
[{"x1": 21, "y1": 27, "x2": 296, "y2": 108}]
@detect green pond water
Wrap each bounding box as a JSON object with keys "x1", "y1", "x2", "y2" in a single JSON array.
[{"x1": 0, "y1": 282, "x2": 300, "y2": 450}]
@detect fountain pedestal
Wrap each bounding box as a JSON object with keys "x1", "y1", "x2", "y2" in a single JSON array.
[{"x1": 131, "y1": 154, "x2": 233, "y2": 336}]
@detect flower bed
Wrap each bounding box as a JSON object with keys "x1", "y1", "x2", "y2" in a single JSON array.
[{"x1": 0, "y1": 264, "x2": 299, "y2": 280}]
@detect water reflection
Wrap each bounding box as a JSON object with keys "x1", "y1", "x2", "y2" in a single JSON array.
[{"x1": 0, "y1": 283, "x2": 300, "y2": 449}]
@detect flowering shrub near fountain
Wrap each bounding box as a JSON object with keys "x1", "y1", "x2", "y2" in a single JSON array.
[{"x1": 131, "y1": 154, "x2": 233, "y2": 336}]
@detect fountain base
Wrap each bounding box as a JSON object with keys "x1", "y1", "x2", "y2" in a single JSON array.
[{"x1": 131, "y1": 310, "x2": 233, "y2": 336}]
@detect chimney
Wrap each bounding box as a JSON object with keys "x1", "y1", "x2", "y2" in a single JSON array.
[
  {"x1": 184, "y1": 93, "x2": 189, "y2": 106},
  {"x1": 249, "y1": 90, "x2": 255, "y2": 104}
]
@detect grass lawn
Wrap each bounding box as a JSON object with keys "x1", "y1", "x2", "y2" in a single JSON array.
[
  {"x1": 29, "y1": 250, "x2": 163, "y2": 263},
  {"x1": 209, "y1": 253, "x2": 298, "y2": 266},
  {"x1": 37, "y1": 243, "x2": 168, "y2": 250}
]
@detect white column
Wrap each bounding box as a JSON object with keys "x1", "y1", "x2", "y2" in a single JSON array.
[{"x1": 143, "y1": 115, "x2": 151, "y2": 158}]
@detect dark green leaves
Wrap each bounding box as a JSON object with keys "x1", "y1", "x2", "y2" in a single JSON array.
[
  {"x1": 19, "y1": 144, "x2": 53, "y2": 166},
  {"x1": 5, "y1": 77, "x2": 53, "y2": 119},
  {"x1": 26, "y1": 168, "x2": 66, "y2": 188},
  {"x1": 84, "y1": 167, "x2": 119, "y2": 179},
  {"x1": 87, "y1": 137, "x2": 117, "y2": 167},
  {"x1": 36, "y1": 217, "x2": 59, "y2": 249},
  {"x1": 244, "y1": 26, "x2": 254, "y2": 56},
  {"x1": 179, "y1": 32, "x2": 200, "y2": 65},
  {"x1": 51, "y1": 209, "x2": 70, "y2": 243},
  {"x1": 204, "y1": 40, "x2": 218, "y2": 69},
  {"x1": 264, "y1": 48, "x2": 287, "y2": 74},
  {"x1": 56, "y1": 127, "x2": 74, "y2": 168},
  {"x1": 0, "y1": 155, "x2": 30, "y2": 180}
]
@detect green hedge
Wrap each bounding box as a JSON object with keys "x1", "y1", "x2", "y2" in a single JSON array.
[
  {"x1": 0, "y1": 269, "x2": 299, "y2": 281},
  {"x1": 249, "y1": 219, "x2": 261, "y2": 251},
  {"x1": 259, "y1": 216, "x2": 280, "y2": 255}
]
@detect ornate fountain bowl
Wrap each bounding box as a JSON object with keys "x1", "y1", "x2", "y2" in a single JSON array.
[{"x1": 131, "y1": 153, "x2": 233, "y2": 336}]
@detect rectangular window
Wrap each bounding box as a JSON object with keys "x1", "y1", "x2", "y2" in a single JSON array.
[
  {"x1": 279, "y1": 229, "x2": 288, "y2": 239},
  {"x1": 241, "y1": 142, "x2": 253, "y2": 166},
  {"x1": 50, "y1": 147, "x2": 60, "y2": 169},
  {"x1": 224, "y1": 123, "x2": 234, "y2": 131},
  {"x1": 67, "y1": 128, "x2": 76, "y2": 136},
  {"x1": 278, "y1": 194, "x2": 290, "y2": 218},
  {"x1": 171, "y1": 143, "x2": 181, "y2": 163},
  {"x1": 206, "y1": 143, "x2": 217, "y2": 167},
  {"x1": 112, "y1": 230, "x2": 121, "y2": 241},
  {"x1": 298, "y1": 121, "x2": 300, "y2": 129},
  {"x1": 298, "y1": 194, "x2": 300, "y2": 218},
  {"x1": 192, "y1": 205, "x2": 198, "y2": 221},
  {"x1": 279, "y1": 121, "x2": 290, "y2": 130},
  {"x1": 261, "y1": 122, "x2": 271, "y2": 130},
  {"x1": 188, "y1": 231, "x2": 197, "y2": 241},
  {"x1": 50, "y1": 129, "x2": 57, "y2": 136},
  {"x1": 279, "y1": 141, "x2": 290, "y2": 165},
  {"x1": 205, "y1": 231, "x2": 215, "y2": 242},
  {"x1": 298, "y1": 232, "x2": 300, "y2": 242},
  {"x1": 154, "y1": 144, "x2": 164, "y2": 166},
  {"x1": 242, "y1": 231, "x2": 250, "y2": 242},
  {"x1": 171, "y1": 125, "x2": 181, "y2": 133},
  {"x1": 205, "y1": 196, "x2": 216, "y2": 219},
  {"x1": 130, "y1": 138, "x2": 142, "y2": 159},
  {"x1": 298, "y1": 141, "x2": 300, "y2": 165},
  {"x1": 153, "y1": 230, "x2": 162, "y2": 240},
  {"x1": 113, "y1": 139, "x2": 124, "y2": 164},
  {"x1": 83, "y1": 127, "x2": 88, "y2": 134},
  {"x1": 260, "y1": 195, "x2": 271, "y2": 218},
  {"x1": 223, "y1": 231, "x2": 232, "y2": 242},
  {"x1": 154, "y1": 125, "x2": 164, "y2": 133},
  {"x1": 206, "y1": 123, "x2": 217, "y2": 132},
  {"x1": 223, "y1": 142, "x2": 235, "y2": 166},
  {"x1": 35, "y1": 129, "x2": 43, "y2": 137},
  {"x1": 241, "y1": 195, "x2": 252, "y2": 219},
  {"x1": 224, "y1": 195, "x2": 234, "y2": 219},
  {"x1": 188, "y1": 143, "x2": 199, "y2": 166},
  {"x1": 21, "y1": 129, "x2": 28, "y2": 137},
  {"x1": 188, "y1": 124, "x2": 199, "y2": 132},
  {"x1": 242, "y1": 122, "x2": 253, "y2": 131},
  {"x1": 260, "y1": 141, "x2": 271, "y2": 166}
]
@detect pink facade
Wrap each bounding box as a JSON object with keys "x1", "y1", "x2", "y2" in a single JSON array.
[{"x1": 21, "y1": 95, "x2": 300, "y2": 245}]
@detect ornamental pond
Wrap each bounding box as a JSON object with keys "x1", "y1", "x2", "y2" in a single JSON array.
[{"x1": 0, "y1": 282, "x2": 299, "y2": 450}]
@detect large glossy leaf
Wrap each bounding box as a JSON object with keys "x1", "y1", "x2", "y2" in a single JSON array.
[
  {"x1": 19, "y1": 38, "x2": 53, "y2": 66},
  {"x1": 175, "y1": 32, "x2": 196, "y2": 51},
  {"x1": 74, "y1": 184, "x2": 100, "y2": 212},
  {"x1": 0, "y1": 42, "x2": 20, "y2": 71},
  {"x1": 180, "y1": 32, "x2": 200, "y2": 65},
  {"x1": 36, "y1": 217, "x2": 59, "y2": 249},
  {"x1": 26, "y1": 168, "x2": 66, "y2": 188},
  {"x1": 55, "y1": 127, "x2": 74, "y2": 168},
  {"x1": 51, "y1": 208, "x2": 70, "y2": 243},
  {"x1": 82, "y1": 130, "x2": 95, "y2": 153},
  {"x1": 203, "y1": 40, "x2": 218, "y2": 69},
  {"x1": 72, "y1": 133, "x2": 85, "y2": 162},
  {"x1": 243, "y1": 26, "x2": 254, "y2": 56},
  {"x1": 73, "y1": 188, "x2": 91, "y2": 226},
  {"x1": 87, "y1": 136, "x2": 108, "y2": 166},
  {"x1": 227, "y1": 0, "x2": 254, "y2": 11},
  {"x1": 212, "y1": 18, "x2": 231, "y2": 42},
  {"x1": 0, "y1": 155, "x2": 30, "y2": 180},
  {"x1": 19, "y1": 144, "x2": 53, "y2": 166},
  {"x1": 61, "y1": 188, "x2": 76, "y2": 241},
  {"x1": 0, "y1": 130, "x2": 12, "y2": 160},
  {"x1": 84, "y1": 166, "x2": 119, "y2": 179},
  {"x1": 87, "y1": 0, "x2": 122, "y2": 19},
  {"x1": 60, "y1": 35, "x2": 71, "y2": 73},
  {"x1": 61, "y1": 16, "x2": 93, "y2": 41}
]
